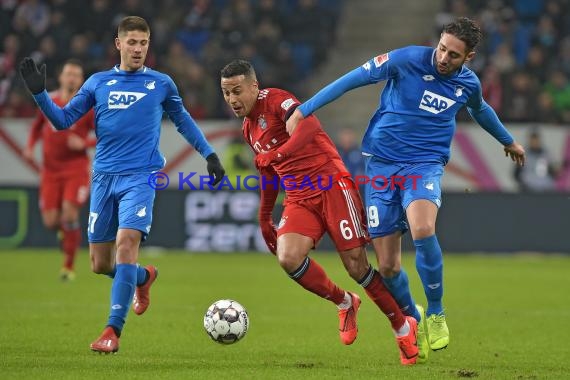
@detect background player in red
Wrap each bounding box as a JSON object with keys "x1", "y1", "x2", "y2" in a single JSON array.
[
  {"x1": 221, "y1": 59, "x2": 419, "y2": 365},
  {"x1": 23, "y1": 59, "x2": 95, "y2": 281}
]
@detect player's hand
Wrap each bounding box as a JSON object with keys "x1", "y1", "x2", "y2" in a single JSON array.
[
  {"x1": 285, "y1": 108, "x2": 304, "y2": 136},
  {"x1": 504, "y1": 142, "x2": 526, "y2": 166},
  {"x1": 259, "y1": 220, "x2": 277, "y2": 255},
  {"x1": 19, "y1": 57, "x2": 46, "y2": 95},
  {"x1": 255, "y1": 151, "x2": 284, "y2": 168},
  {"x1": 67, "y1": 134, "x2": 86, "y2": 151},
  {"x1": 206, "y1": 153, "x2": 225, "y2": 186}
]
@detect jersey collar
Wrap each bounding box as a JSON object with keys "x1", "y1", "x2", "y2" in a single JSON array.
[{"x1": 113, "y1": 65, "x2": 148, "y2": 73}]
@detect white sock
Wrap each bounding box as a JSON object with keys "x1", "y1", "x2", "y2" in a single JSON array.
[
  {"x1": 336, "y1": 292, "x2": 352, "y2": 309},
  {"x1": 394, "y1": 319, "x2": 410, "y2": 337}
]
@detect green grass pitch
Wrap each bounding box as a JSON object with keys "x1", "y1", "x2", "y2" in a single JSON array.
[{"x1": 0, "y1": 249, "x2": 568, "y2": 379}]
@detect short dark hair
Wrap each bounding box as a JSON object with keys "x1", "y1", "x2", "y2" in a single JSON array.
[
  {"x1": 118, "y1": 16, "x2": 150, "y2": 36},
  {"x1": 220, "y1": 59, "x2": 256, "y2": 80},
  {"x1": 442, "y1": 17, "x2": 482, "y2": 52}
]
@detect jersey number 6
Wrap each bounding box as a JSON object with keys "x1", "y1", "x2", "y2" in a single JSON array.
[{"x1": 339, "y1": 220, "x2": 353, "y2": 240}]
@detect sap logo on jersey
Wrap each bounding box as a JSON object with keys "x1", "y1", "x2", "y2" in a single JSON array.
[
  {"x1": 108, "y1": 91, "x2": 147, "y2": 109},
  {"x1": 418, "y1": 90, "x2": 456, "y2": 114}
]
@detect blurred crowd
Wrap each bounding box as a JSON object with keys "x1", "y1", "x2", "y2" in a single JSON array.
[
  {"x1": 0, "y1": 0, "x2": 343, "y2": 118},
  {"x1": 3, "y1": 0, "x2": 570, "y2": 125},
  {"x1": 436, "y1": 0, "x2": 570, "y2": 125}
]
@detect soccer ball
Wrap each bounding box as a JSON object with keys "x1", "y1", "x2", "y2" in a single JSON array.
[{"x1": 203, "y1": 299, "x2": 249, "y2": 344}]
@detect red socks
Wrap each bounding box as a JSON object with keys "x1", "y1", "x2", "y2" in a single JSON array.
[
  {"x1": 288, "y1": 258, "x2": 406, "y2": 331},
  {"x1": 61, "y1": 223, "x2": 81, "y2": 270},
  {"x1": 359, "y1": 266, "x2": 406, "y2": 330},
  {"x1": 289, "y1": 257, "x2": 345, "y2": 305}
]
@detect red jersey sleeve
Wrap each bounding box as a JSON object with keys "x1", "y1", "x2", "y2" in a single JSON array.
[
  {"x1": 269, "y1": 89, "x2": 301, "y2": 122},
  {"x1": 267, "y1": 89, "x2": 322, "y2": 157},
  {"x1": 277, "y1": 115, "x2": 320, "y2": 157},
  {"x1": 258, "y1": 165, "x2": 280, "y2": 220},
  {"x1": 27, "y1": 110, "x2": 45, "y2": 149}
]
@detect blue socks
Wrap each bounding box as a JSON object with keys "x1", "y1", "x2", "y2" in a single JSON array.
[
  {"x1": 106, "y1": 264, "x2": 148, "y2": 286},
  {"x1": 382, "y1": 268, "x2": 421, "y2": 322},
  {"x1": 415, "y1": 234, "x2": 444, "y2": 316},
  {"x1": 107, "y1": 263, "x2": 137, "y2": 334}
]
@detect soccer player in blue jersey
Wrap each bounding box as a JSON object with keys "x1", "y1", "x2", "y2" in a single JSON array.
[
  {"x1": 286, "y1": 17, "x2": 525, "y2": 363},
  {"x1": 19, "y1": 16, "x2": 225, "y2": 353}
]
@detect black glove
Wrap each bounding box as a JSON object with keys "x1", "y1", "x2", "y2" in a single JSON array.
[
  {"x1": 206, "y1": 153, "x2": 225, "y2": 186},
  {"x1": 19, "y1": 57, "x2": 46, "y2": 95}
]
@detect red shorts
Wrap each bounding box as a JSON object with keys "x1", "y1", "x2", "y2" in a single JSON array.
[
  {"x1": 39, "y1": 172, "x2": 90, "y2": 211},
  {"x1": 277, "y1": 177, "x2": 370, "y2": 251}
]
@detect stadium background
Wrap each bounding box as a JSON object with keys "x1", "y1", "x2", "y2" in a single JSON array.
[
  {"x1": 1, "y1": 2, "x2": 570, "y2": 379},
  {"x1": 0, "y1": 0, "x2": 569, "y2": 253}
]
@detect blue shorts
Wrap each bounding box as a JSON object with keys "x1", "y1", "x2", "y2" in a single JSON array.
[
  {"x1": 87, "y1": 172, "x2": 155, "y2": 243},
  {"x1": 363, "y1": 156, "x2": 443, "y2": 238}
]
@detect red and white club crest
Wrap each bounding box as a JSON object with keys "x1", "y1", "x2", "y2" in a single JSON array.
[{"x1": 373, "y1": 53, "x2": 389, "y2": 68}]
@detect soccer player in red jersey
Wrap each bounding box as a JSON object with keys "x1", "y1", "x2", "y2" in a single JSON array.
[
  {"x1": 221, "y1": 59, "x2": 418, "y2": 365},
  {"x1": 23, "y1": 59, "x2": 95, "y2": 281}
]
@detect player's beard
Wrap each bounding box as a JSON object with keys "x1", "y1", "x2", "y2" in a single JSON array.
[
  {"x1": 437, "y1": 62, "x2": 459, "y2": 75},
  {"x1": 437, "y1": 63, "x2": 448, "y2": 74}
]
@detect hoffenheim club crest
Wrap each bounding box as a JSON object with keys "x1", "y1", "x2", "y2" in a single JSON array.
[{"x1": 454, "y1": 86, "x2": 463, "y2": 97}]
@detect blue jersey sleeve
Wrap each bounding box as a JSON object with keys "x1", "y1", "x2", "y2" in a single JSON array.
[
  {"x1": 298, "y1": 67, "x2": 369, "y2": 117},
  {"x1": 298, "y1": 50, "x2": 403, "y2": 118},
  {"x1": 162, "y1": 75, "x2": 215, "y2": 159},
  {"x1": 361, "y1": 50, "x2": 401, "y2": 83},
  {"x1": 466, "y1": 83, "x2": 514, "y2": 146},
  {"x1": 32, "y1": 78, "x2": 96, "y2": 130}
]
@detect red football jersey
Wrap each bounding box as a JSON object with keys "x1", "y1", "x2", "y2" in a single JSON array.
[
  {"x1": 27, "y1": 93, "x2": 95, "y2": 176},
  {"x1": 242, "y1": 88, "x2": 347, "y2": 200}
]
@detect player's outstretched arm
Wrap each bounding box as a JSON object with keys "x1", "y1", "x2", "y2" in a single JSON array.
[
  {"x1": 467, "y1": 100, "x2": 525, "y2": 166},
  {"x1": 257, "y1": 115, "x2": 321, "y2": 168},
  {"x1": 285, "y1": 67, "x2": 369, "y2": 135},
  {"x1": 285, "y1": 109, "x2": 305, "y2": 137},
  {"x1": 163, "y1": 75, "x2": 225, "y2": 185},
  {"x1": 20, "y1": 57, "x2": 92, "y2": 130},
  {"x1": 257, "y1": 165, "x2": 280, "y2": 254},
  {"x1": 167, "y1": 109, "x2": 225, "y2": 186}
]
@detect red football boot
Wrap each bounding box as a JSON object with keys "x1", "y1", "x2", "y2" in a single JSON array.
[
  {"x1": 338, "y1": 292, "x2": 361, "y2": 345},
  {"x1": 396, "y1": 316, "x2": 419, "y2": 365},
  {"x1": 133, "y1": 265, "x2": 158, "y2": 315},
  {"x1": 90, "y1": 326, "x2": 119, "y2": 354}
]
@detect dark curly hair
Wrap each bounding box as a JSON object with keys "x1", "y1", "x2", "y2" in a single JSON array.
[{"x1": 442, "y1": 17, "x2": 482, "y2": 52}]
